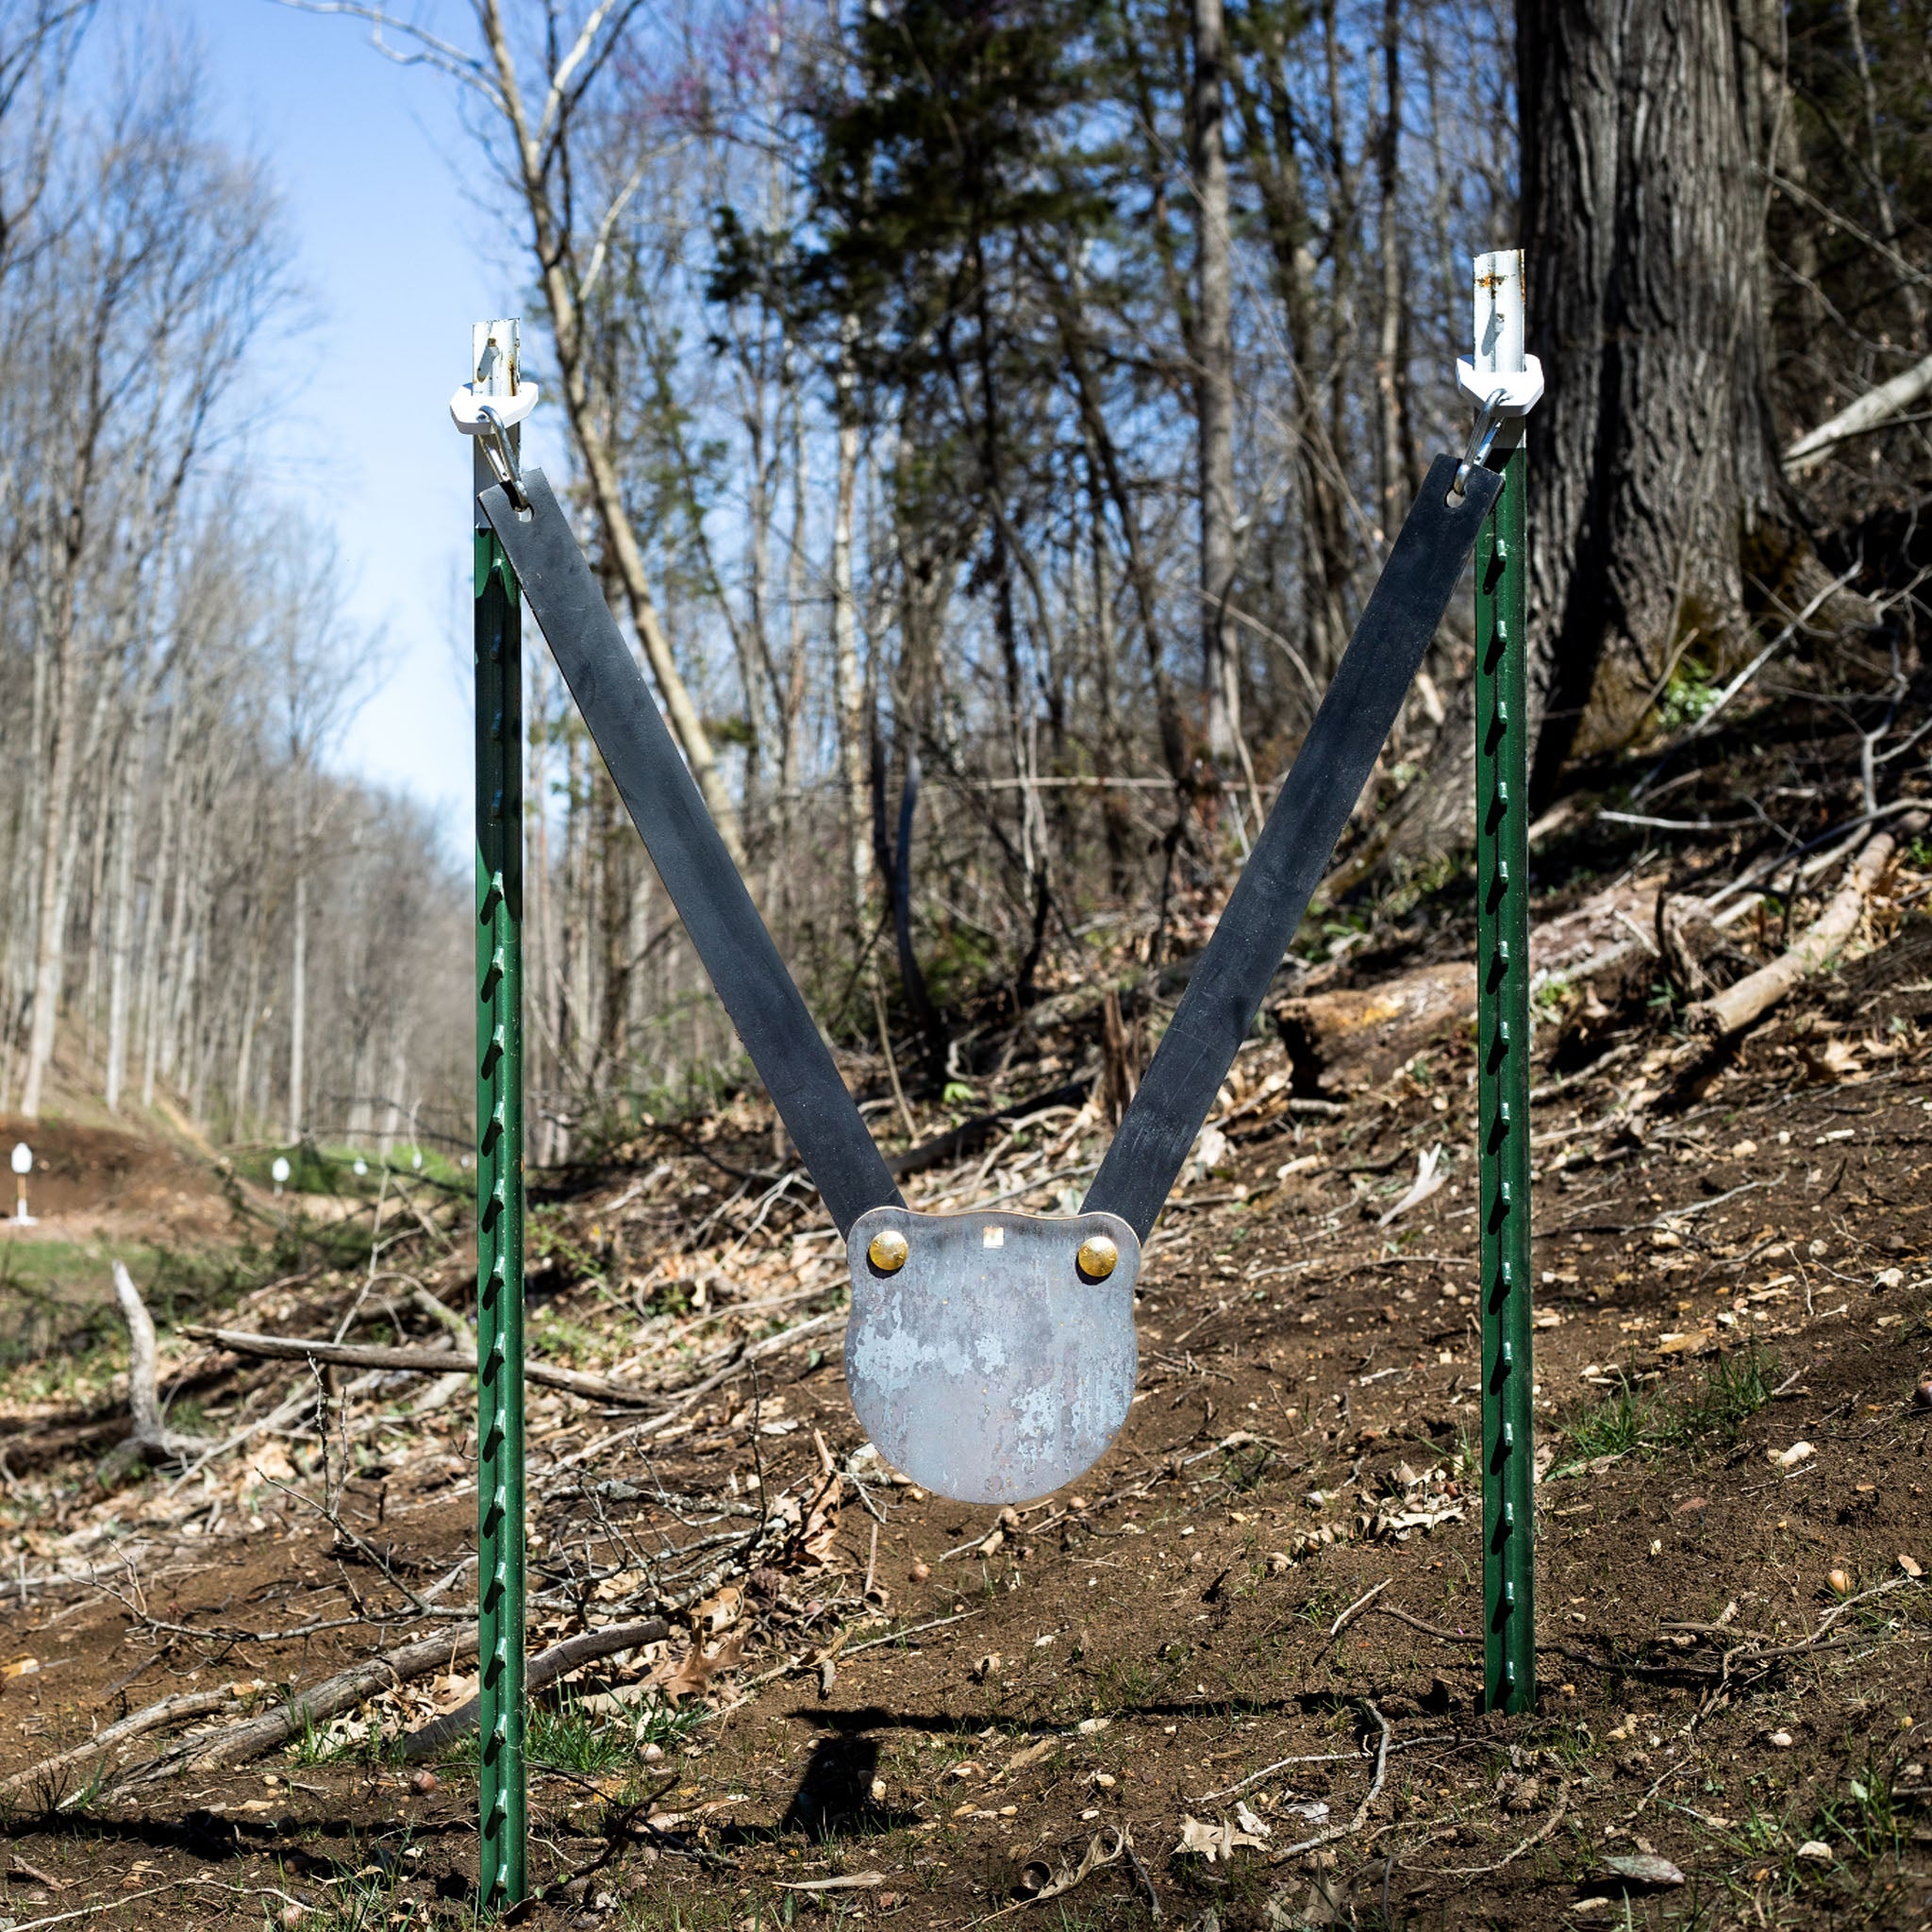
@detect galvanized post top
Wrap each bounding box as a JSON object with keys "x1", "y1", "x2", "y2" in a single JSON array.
[
  {"x1": 1457, "y1": 250, "x2": 1543, "y2": 416},
  {"x1": 452, "y1": 318, "x2": 540, "y2": 433}
]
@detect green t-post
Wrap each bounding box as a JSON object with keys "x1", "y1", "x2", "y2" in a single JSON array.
[
  {"x1": 1473, "y1": 253, "x2": 1536, "y2": 1715},
  {"x1": 472, "y1": 319, "x2": 527, "y2": 1903}
]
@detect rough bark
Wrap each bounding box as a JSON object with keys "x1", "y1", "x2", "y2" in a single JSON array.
[
  {"x1": 1366, "y1": 0, "x2": 1793, "y2": 869},
  {"x1": 1518, "y1": 0, "x2": 1784, "y2": 799}
]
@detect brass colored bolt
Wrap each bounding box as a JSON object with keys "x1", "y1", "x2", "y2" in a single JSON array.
[
  {"x1": 868, "y1": 1228, "x2": 910, "y2": 1274},
  {"x1": 1076, "y1": 1234, "x2": 1119, "y2": 1280}
]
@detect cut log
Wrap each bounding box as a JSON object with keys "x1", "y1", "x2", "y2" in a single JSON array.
[
  {"x1": 1686, "y1": 813, "x2": 1926, "y2": 1039},
  {"x1": 1272, "y1": 881, "x2": 1661, "y2": 1097},
  {"x1": 186, "y1": 1327, "x2": 655, "y2": 1407}
]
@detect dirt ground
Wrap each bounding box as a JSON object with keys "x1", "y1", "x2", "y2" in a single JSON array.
[{"x1": 2, "y1": 935, "x2": 1930, "y2": 1931}]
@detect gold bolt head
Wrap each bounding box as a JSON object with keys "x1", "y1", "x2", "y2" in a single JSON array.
[
  {"x1": 1076, "y1": 1234, "x2": 1119, "y2": 1281},
  {"x1": 867, "y1": 1228, "x2": 910, "y2": 1274}
]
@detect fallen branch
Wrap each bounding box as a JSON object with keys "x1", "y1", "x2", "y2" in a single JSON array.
[
  {"x1": 1784, "y1": 349, "x2": 1932, "y2": 475},
  {"x1": 1686, "y1": 810, "x2": 1926, "y2": 1040},
  {"x1": 400, "y1": 1616, "x2": 669, "y2": 1761},
  {"x1": 118, "y1": 1626, "x2": 484, "y2": 1784},
  {"x1": 185, "y1": 1326, "x2": 656, "y2": 1407},
  {"x1": 886, "y1": 1080, "x2": 1091, "y2": 1178},
  {"x1": 0, "y1": 1687, "x2": 238, "y2": 1804}
]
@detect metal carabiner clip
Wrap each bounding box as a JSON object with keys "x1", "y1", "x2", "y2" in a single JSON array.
[
  {"x1": 476, "y1": 404, "x2": 530, "y2": 511},
  {"x1": 1453, "y1": 388, "x2": 1507, "y2": 499}
]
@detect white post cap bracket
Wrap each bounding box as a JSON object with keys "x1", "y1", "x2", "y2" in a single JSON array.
[
  {"x1": 449, "y1": 381, "x2": 541, "y2": 436},
  {"x1": 1456, "y1": 357, "x2": 1544, "y2": 417}
]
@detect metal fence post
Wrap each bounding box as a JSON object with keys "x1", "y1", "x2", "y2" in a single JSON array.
[
  {"x1": 473, "y1": 317, "x2": 528, "y2": 1904},
  {"x1": 1473, "y1": 252, "x2": 1537, "y2": 1715}
]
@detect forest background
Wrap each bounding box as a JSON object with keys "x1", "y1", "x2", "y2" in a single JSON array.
[{"x1": 1, "y1": 0, "x2": 1926, "y2": 1168}]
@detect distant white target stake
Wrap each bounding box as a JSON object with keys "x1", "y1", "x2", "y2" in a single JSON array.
[
  {"x1": 271, "y1": 1155, "x2": 291, "y2": 1199},
  {"x1": 10, "y1": 1142, "x2": 33, "y2": 1224}
]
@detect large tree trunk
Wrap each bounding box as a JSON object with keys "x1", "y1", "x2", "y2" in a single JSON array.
[
  {"x1": 1358, "y1": 0, "x2": 1790, "y2": 874},
  {"x1": 1519, "y1": 0, "x2": 1784, "y2": 801}
]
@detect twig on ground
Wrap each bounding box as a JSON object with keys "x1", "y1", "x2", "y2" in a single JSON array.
[
  {"x1": 1414, "y1": 1778, "x2": 1572, "y2": 1877},
  {"x1": 1307, "y1": 1577, "x2": 1391, "y2": 1673},
  {"x1": 1268, "y1": 1701, "x2": 1391, "y2": 1864},
  {"x1": 1368, "y1": 1604, "x2": 1479, "y2": 1646},
  {"x1": 1197, "y1": 1735, "x2": 1459, "y2": 1805}
]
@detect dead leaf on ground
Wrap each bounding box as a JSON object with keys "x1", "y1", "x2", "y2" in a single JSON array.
[
  {"x1": 654, "y1": 1629, "x2": 747, "y2": 1705},
  {"x1": 691, "y1": 1585, "x2": 742, "y2": 1632},
  {"x1": 1176, "y1": 1813, "x2": 1270, "y2": 1863}
]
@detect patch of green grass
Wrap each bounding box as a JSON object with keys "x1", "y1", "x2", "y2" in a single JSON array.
[
  {"x1": 1554, "y1": 1344, "x2": 1782, "y2": 1475},
  {"x1": 271, "y1": 1838, "x2": 419, "y2": 1931},
  {"x1": 438, "y1": 1692, "x2": 705, "y2": 1781},
  {"x1": 1555, "y1": 1376, "x2": 1656, "y2": 1470},
  {"x1": 1812, "y1": 1752, "x2": 1915, "y2": 1865},
  {"x1": 529, "y1": 1692, "x2": 635, "y2": 1777},
  {"x1": 286, "y1": 1705, "x2": 356, "y2": 1768},
  {"x1": 1671, "y1": 1341, "x2": 1778, "y2": 1448},
  {"x1": 1083, "y1": 1656, "x2": 1161, "y2": 1716},
  {"x1": 1657, "y1": 664, "x2": 1720, "y2": 732}
]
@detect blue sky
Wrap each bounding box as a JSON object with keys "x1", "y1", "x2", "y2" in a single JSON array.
[{"x1": 180, "y1": 0, "x2": 561, "y2": 854}]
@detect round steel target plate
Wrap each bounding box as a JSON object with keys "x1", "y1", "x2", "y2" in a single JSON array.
[{"x1": 844, "y1": 1207, "x2": 1140, "y2": 1505}]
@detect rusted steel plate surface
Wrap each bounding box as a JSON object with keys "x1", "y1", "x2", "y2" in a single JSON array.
[{"x1": 844, "y1": 1208, "x2": 1140, "y2": 1505}]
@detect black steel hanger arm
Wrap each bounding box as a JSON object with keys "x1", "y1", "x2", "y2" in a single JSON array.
[
  {"x1": 1081, "y1": 456, "x2": 1503, "y2": 1241},
  {"x1": 484, "y1": 457, "x2": 1497, "y2": 1253},
  {"x1": 479, "y1": 471, "x2": 903, "y2": 1237}
]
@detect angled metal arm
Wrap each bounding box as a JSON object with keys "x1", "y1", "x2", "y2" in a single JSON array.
[
  {"x1": 1083, "y1": 456, "x2": 1503, "y2": 1241},
  {"x1": 479, "y1": 472, "x2": 903, "y2": 1237}
]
